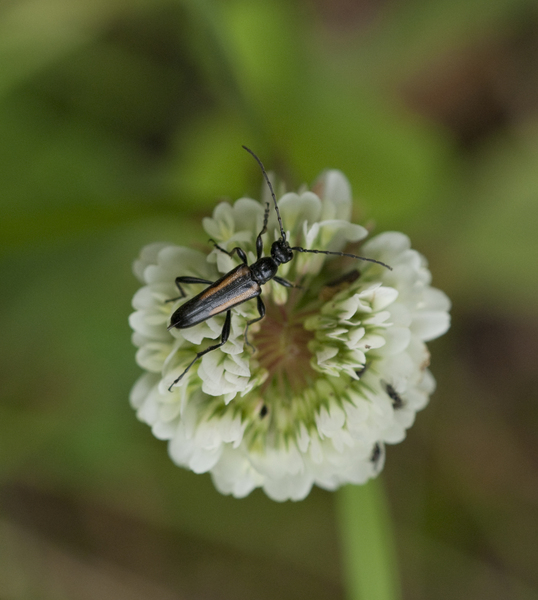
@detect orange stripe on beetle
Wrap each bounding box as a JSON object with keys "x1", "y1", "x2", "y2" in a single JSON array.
[
  {"x1": 209, "y1": 284, "x2": 260, "y2": 315},
  {"x1": 199, "y1": 265, "x2": 250, "y2": 300}
]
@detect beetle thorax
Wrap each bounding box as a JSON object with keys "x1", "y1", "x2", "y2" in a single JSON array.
[{"x1": 250, "y1": 257, "x2": 278, "y2": 285}]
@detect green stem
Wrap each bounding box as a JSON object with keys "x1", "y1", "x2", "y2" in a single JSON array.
[{"x1": 336, "y1": 480, "x2": 402, "y2": 600}]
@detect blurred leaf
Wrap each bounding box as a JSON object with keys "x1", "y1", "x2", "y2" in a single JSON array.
[
  {"x1": 0, "y1": 201, "x2": 179, "y2": 256},
  {"x1": 400, "y1": 528, "x2": 538, "y2": 600},
  {"x1": 33, "y1": 41, "x2": 186, "y2": 139},
  {"x1": 0, "y1": 408, "x2": 66, "y2": 482},
  {"x1": 212, "y1": 0, "x2": 453, "y2": 225},
  {"x1": 283, "y1": 90, "x2": 452, "y2": 227},
  {"x1": 0, "y1": 91, "x2": 178, "y2": 254},
  {"x1": 0, "y1": 0, "x2": 163, "y2": 98},
  {"x1": 168, "y1": 109, "x2": 254, "y2": 206},
  {"x1": 0, "y1": 94, "x2": 154, "y2": 206},
  {"x1": 335, "y1": 0, "x2": 538, "y2": 84},
  {"x1": 445, "y1": 120, "x2": 538, "y2": 311}
]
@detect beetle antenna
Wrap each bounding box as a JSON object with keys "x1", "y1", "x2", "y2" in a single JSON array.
[
  {"x1": 242, "y1": 145, "x2": 287, "y2": 242},
  {"x1": 290, "y1": 247, "x2": 393, "y2": 271}
]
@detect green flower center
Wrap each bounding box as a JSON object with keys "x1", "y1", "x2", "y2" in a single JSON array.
[
  {"x1": 253, "y1": 296, "x2": 317, "y2": 398},
  {"x1": 240, "y1": 271, "x2": 366, "y2": 443}
]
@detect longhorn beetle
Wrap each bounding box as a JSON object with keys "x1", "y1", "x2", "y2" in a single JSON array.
[{"x1": 167, "y1": 146, "x2": 392, "y2": 391}]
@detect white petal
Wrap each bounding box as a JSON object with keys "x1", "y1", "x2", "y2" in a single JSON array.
[
  {"x1": 344, "y1": 397, "x2": 369, "y2": 425},
  {"x1": 130, "y1": 373, "x2": 158, "y2": 410},
  {"x1": 211, "y1": 447, "x2": 260, "y2": 498},
  {"x1": 316, "y1": 404, "x2": 346, "y2": 437},
  {"x1": 371, "y1": 286, "x2": 399, "y2": 311},
  {"x1": 231, "y1": 197, "x2": 265, "y2": 232},
  {"x1": 152, "y1": 420, "x2": 177, "y2": 440},
  {"x1": 362, "y1": 231, "x2": 410, "y2": 256},
  {"x1": 133, "y1": 242, "x2": 170, "y2": 282},
  {"x1": 158, "y1": 401, "x2": 182, "y2": 423},
  {"x1": 381, "y1": 326, "x2": 411, "y2": 355},
  {"x1": 132, "y1": 284, "x2": 171, "y2": 310},
  {"x1": 263, "y1": 473, "x2": 313, "y2": 502},
  {"x1": 189, "y1": 446, "x2": 223, "y2": 473},
  {"x1": 309, "y1": 434, "x2": 324, "y2": 464},
  {"x1": 181, "y1": 321, "x2": 219, "y2": 344},
  {"x1": 316, "y1": 220, "x2": 368, "y2": 250},
  {"x1": 420, "y1": 287, "x2": 451, "y2": 311},
  {"x1": 168, "y1": 426, "x2": 193, "y2": 467},
  {"x1": 318, "y1": 169, "x2": 353, "y2": 221},
  {"x1": 159, "y1": 246, "x2": 209, "y2": 278},
  {"x1": 411, "y1": 311, "x2": 451, "y2": 341},
  {"x1": 136, "y1": 342, "x2": 171, "y2": 372},
  {"x1": 203, "y1": 202, "x2": 235, "y2": 240},
  {"x1": 128, "y1": 311, "x2": 165, "y2": 340},
  {"x1": 279, "y1": 191, "x2": 322, "y2": 229},
  {"x1": 316, "y1": 345, "x2": 339, "y2": 366},
  {"x1": 297, "y1": 423, "x2": 311, "y2": 452},
  {"x1": 381, "y1": 423, "x2": 407, "y2": 444}
]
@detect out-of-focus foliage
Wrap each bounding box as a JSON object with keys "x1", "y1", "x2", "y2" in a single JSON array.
[{"x1": 1, "y1": 0, "x2": 537, "y2": 598}]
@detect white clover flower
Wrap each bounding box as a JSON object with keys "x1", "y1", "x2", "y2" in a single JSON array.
[{"x1": 129, "y1": 167, "x2": 450, "y2": 501}]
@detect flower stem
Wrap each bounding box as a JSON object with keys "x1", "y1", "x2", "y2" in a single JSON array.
[{"x1": 336, "y1": 480, "x2": 402, "y2": 600}]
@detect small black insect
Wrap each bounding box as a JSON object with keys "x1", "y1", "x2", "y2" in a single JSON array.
[
  {"x1": 167, "y1": 146, "x2": 392, "y2": 391},
  {"x1": 370, "y1": 442, "x2": 382, "y2": 465},
  {"x1": 383, "y1": 382, "x2": 404, "y2": 409}
]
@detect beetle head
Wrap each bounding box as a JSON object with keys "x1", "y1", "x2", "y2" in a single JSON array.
[{"x1": 271, "y1": 239, "x2": 293, "y2": 265}]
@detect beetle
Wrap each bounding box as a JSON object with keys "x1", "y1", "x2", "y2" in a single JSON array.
[
  {"x1": 370, "y1": 442, "x2": 383, "y2": 468},
  {"x1": 383, "y1": 382, "x2": 404, "y2": 409},
  {"x1": 167, "y1": 146, "x2": 392, "y2": 391}
]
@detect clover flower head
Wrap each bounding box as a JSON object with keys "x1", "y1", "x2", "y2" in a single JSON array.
[{"x1": 129, "y1": 166, "x2": 451, "y2": 501}]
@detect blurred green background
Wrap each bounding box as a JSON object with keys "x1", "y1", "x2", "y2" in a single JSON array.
[{"x1": 1, "y1": 0, "x2": 537, "y2": 598}]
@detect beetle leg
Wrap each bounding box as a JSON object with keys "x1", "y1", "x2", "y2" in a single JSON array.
[
  {"x1": 244, "y1": 296, "x2": 265, "y2": 352},
  {"x1": 255, "y1": 202, "x2": 271, "y2": 259},
  {"x1": 324, "y1": 269, "x2": 361, "y2": 288},
  {"x1": 319, "y1": 270, "x2": 361, "y2": 303},
  {"x1": 166, "y1": 276, "x2": 214, "y2": 303},
  {"x1": 273, "y1": 276, "x2": 301, "y2": 289},
  {"x1": 168, "y1": 310, "x2": 232, "y2": 391},
  {"x1": 208, "y1": 239, "x2": 248, "y2": 265}
]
